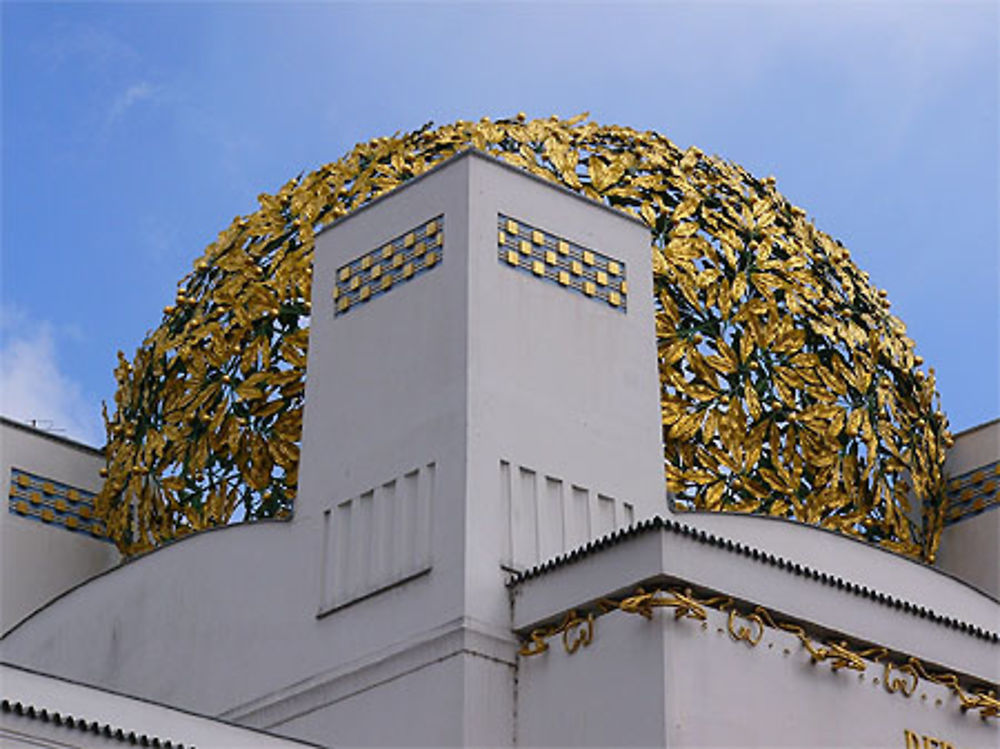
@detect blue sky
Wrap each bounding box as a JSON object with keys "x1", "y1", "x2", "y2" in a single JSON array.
[{"x1": 2, "y1": 1, "x2": 997, "y2": 445}]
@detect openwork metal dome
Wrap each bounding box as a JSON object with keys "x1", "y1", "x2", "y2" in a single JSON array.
[{"x1": 97, "y1": 114, "x2": 952, "y2": 560}]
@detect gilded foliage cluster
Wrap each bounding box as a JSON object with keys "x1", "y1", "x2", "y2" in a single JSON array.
[{"x1": 97, "y1": 114, "x2": 951, "y2": 559}]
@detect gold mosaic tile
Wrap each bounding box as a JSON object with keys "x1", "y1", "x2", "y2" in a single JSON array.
[
  {"x1": 8, "y1": 468, "x2": 109, "y2": 541},
  {"x1": 944, "y1": 460, "x2": 1000, "y2": 526},
  {"x1": 497, "y1": 214, "x2": 627, "y2": 312},
  {"x1": 333, "y1": 215, "x2": 444, "y2": 316}
]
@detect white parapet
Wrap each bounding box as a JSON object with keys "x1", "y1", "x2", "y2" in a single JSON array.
[
  {"x1": 511, "y1": 516, "x2": 999, "y2": 748},
  {"x1": 936, "y1": 418, "x2": 1000, "y2": 597},
  {"x1": 0, "y1": 418, "x2": 118, "y2": 634}
]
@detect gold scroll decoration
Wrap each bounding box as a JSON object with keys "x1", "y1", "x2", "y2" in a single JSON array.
[{"x1": 518, "y1": 585, "x2": 998, "y2": 721}]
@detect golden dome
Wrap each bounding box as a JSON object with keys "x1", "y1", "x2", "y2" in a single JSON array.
[{"x1": 97, "y1": 114, "x2": 951, "y2": 560}]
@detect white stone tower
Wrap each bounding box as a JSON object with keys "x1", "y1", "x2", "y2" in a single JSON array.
[{"x1": 293, "y1": 149, "x2": 664, "y2": 743}]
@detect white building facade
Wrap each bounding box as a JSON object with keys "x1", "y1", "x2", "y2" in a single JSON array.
[{"x1": 2, "y1": 152, "x2": 997, "y2": 748}]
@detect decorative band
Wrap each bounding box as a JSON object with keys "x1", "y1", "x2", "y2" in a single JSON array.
[
  {"x1": 8, "y1": 467, "x2": 109, "y2": 540},
  {"x1": 944, "y1": 460, "x2": 999, "y2": 526},
  {"x1": 497, "y1": 214, "x2": 626, "y2": 311},
  {"x1": 333, "y1": 215, "x2": 443, "y2": 316}
]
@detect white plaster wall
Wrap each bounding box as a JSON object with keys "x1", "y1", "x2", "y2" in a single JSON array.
[
  {"x1": 300, "y1": 154, "x2": 471, "y2": 634},
  {"x1": 1, "y1": 518, "x2": 509, "y2": 744},
  {"x1": 0, "y1": 419, "x2": 118, "y2": 634},
  {"x1": 271, "y1": 655, "x2": 467, "y2": 747},
  {"x1": 298, "y1": 149, "x2": 660, "y2": 739},
  {"x1": 513, "y1": 523, "x2": 999, "y2": 689},
  {"x1": 517, "y1": 607, "x2": 667, "y2": 747},
  {"x1": 511, "y1": 525, "x2": 666, "y2": 630},
  {"x1": 462, "y1": 154, "x2": 662, "y2": 631},
  {"x1": 937, "y1": 419, "x2": 999, "y2": 598},
  {"x1": 518, "y1": 608, "x2": 991, "y2": 749},
  {"x1": 515, "y1": 544, "x2": 1000, "y2": 749},
  {"x1": 937, "y1": 513, "x2": 999, "y2": 598},
  {"x1": 663, "y1": 606, "x2": 996, "y2": 748},
  {"x1": 2, "y1": 523, "x2": 315, "y2": 714},
  {"x1": 294, "y1": 153, "x2": 512, "y2": 743},
  {"x1": 945, "y1": 419, "x2": 999, "y2": 472},
  {"x1": 269, "y1": 652, "x2": 514, "y2": 748},
  {"x1": 460, "y1": 650, "x2": 516, "y2": 746}
]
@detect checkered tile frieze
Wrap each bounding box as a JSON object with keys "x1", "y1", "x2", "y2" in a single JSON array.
[
  {"x1": 333, "y1": 216, "x2": 443, "y2": 316},
  {"x1": 944, "y1": 460, "x2": 1000, "y2": 526},
  {"x1": 8, "y1": 467, "x2": 110, "y2": 541},
  {"x1": 497, "y1": 214, "x2": 627, "y2": 312}
]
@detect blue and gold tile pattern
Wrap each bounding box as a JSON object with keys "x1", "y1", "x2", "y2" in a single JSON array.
[
  {"x1": 497, "y1": 214, "x2": 627, "y2": 312},
  {"x1": 8, "y1": 468, "x2": 110, "y2": 541},
  {"x1": 944, "y1": 460, "x2": 1000, "y2": 526},
  {"x1": 333, "y1": 215, "x2": 443, "y2": 316}
]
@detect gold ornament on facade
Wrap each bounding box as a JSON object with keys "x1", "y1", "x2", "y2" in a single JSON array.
[
  {"x1": 884, "y1": 661, "x2": 920, "y2": 697},
  {"x1": 518, "y1": 609, "x2": 595, "y2": 657},
  {"x1": 518, "y1": 586, "x2": 998, "y2": 721},
  {"x1": 97, "y1": 114, "x2": 951, "y2": 559},
  {"x1": 726, "y1": 606, "x2": 765, "y2": 647},
  {"x1": 615, "y1": 586, "x2": 720, "y2": 621}
]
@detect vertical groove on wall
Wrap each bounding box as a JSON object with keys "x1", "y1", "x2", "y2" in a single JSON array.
[
  {"x1": 320, "y1": 508, "x2": 333, "y2": 608},
  {"x1": 503, "y1": 460, "x2": 631, "y2": 571},
  {"x1": 500, "y1": 460, "x2": 513, "y2": 567},
  {"x1": 356, "y1": 490, "x2": 374, "y2": 596},
  {"x1": 400, "y1": 469, "x2": 419, "y2": 574},
  {"x1": 416, "y1": 463, "x2": 434, "y2": 570},
  {"x1": 321, "y1": 463, "x2": 435, "y2": 613},
  {"x1": 516, "y1": 467, "x2": 538, "y2": 569},
  {"x1": 376, "y1": 479, "x2": 396, "y2": 586},
  {"x1": 541, "y1": 477, "x2": 564, "y2": 562},
  {"x1": 334, "y1": 500, "x2": 352, "y2": 604},
  {"x1": 568, "y1": 485, "x2": 590, "y2": 552},
  {"x1": 595, "y1": 494, "x2": 615, "y2": 539}
]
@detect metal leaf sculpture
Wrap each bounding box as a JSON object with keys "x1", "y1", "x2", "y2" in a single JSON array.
[{"x1": 96, "y1": 114, "x2": 952, "y2": 560}]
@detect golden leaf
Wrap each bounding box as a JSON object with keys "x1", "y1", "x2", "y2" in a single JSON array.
[
  {"x1": 704, "y1": 480, "x2": 726, "y2": 510},
  {"x1": 96, "y1": 116, "x2": 948, "y2": 561}
]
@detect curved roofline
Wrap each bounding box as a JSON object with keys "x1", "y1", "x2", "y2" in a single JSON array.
[{"x1": 1, "y1": 517, "x2": 291, "y2": 639}]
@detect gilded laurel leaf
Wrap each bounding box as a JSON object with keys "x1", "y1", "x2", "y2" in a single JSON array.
[{"x1": 96, "y1": 114, "x2": 951, "y2": 561}]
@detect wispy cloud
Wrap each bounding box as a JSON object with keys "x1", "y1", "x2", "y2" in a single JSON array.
[
  {"x1": 0, "y1": 308, "x2": 103, "y2": 446},
  {"x1": 105, "y1": 81, "x2": 159, "y2": 129}
]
